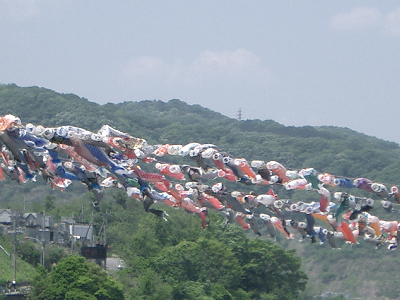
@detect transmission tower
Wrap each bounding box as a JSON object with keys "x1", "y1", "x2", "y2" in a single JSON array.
[{"x1": 237, "y1": 108, "x2": 242, "y2": 120}]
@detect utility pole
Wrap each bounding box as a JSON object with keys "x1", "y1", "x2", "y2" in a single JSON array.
[
  {"x1": 24, "y1": 237, "x2": 45, "y2": 267},
  {"x1": 104, "y1": 209, "x2": 107, "y2": 246},
  {"x1": 42, "y1": 212, "x2": 46, "y2": 268},
  {"x1": 79, "y1": 205, "x2": 84, "y2": 223},
  {"x1": 13, "y1": 213, "x2": 17, "y2": 284},
  {"x1": 71, "y1": 213, "x2": 74, "y2": 255},
  {"x1": 104, "y1": 210, "x2": 108, "y2": 270}
]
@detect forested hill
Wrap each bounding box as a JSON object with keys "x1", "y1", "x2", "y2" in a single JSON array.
[
  {"x1": 3, "y1": 84, "x2": 400, "y2": 299},
  {"x1": 1, "y1": 83, "x2": 399, "y2": 185}
]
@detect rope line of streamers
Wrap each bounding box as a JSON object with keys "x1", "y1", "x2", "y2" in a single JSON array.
[{"x1": 0, "y1": 114, "x2": 399, "y2": 251}]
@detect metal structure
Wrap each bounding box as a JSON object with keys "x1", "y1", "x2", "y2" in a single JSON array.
[
  {"x1": 237, "y1": 108, "x2": 242, "y2": 120},
  {"x1": 0, "y1": 243, "x2": 10, "y2": 258},
  {"x1": 24, "y1": 236, "x2": 45, "y2": 267}
]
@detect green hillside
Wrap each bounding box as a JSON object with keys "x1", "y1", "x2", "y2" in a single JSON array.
[
  {"x1": 1, "y1": 83, "x2": 400, "y2": 299},
  {"x1": 0, "y1": 235, "x2": 37, "y2": 285},
  {"x1": 2, "y1": 83, "x2": 399, "y2": 184}
]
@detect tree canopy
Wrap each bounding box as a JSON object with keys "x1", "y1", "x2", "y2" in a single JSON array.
[
  {"x1": 31, "y1": 255, "x2": 124, "y2": 300},
  {"x1": 107, "y1": 199, "x2": 307, "y2": 300},
  {"x1": 2, "y1": 84, "x2": 400, "y2": 299}
]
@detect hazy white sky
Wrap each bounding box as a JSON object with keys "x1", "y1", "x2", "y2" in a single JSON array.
[{"x1": 1, "y1": 1, "x2": 400, "y2": 143}]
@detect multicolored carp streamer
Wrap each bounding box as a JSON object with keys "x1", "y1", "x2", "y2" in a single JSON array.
[{"x1": 1, "y1": 114, "x2": 399, "y2": 250}]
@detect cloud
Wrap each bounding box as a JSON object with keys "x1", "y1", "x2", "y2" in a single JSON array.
[
  {"x1": 185, "y1": 50, "x2": 269, "y2": 87},
  {"x1": 123, "y1": 56, "x2": 170, "y2": 83},
  {"x1": 191, "y1": 49, "x2": 261, "y2": 73},
  {"x1": 330, "y1": 7, "x2": 382, "y2": 31},
  {"x1": 0, "y1": 0, "x2": 40, "y2": 22},
  {"x1": 330, "y1": 6, "x2": 400, "y2": 37},
  {"x1": 121, "y1": 49, "x2": 276, "y2": 99},
  {"x1": 384, "y1": 7, "x2": 400, "y2": 36},
  {"x1": 0, "y1": 0, "x2": 69, "y2": 22}
]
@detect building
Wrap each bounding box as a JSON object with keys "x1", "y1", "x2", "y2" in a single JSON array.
[
  {"x1": 53, "y1": 222, "x2": 69, "y2": 244},
  {"x1": 22, "y1": 213, "x2": 54, "y2": 229},
  {"x1": 70, "y1": 224, "x2": 93, "y2": 246},
  {"x1": 0, "y1": 209, "x2": 13, "y2": 225},
  {"x1": 22, "y1": 213, "x2": 40, "y2": 228}
]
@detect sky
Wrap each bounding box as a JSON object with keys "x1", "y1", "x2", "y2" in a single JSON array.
[{"x1": 1, "y1": 1, "x2": 400, "y2": 143}]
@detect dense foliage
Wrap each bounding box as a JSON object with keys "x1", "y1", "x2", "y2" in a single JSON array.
[
  {"x1": 106, "y1": 197, "x2": 307, "y2": 300},
  {"x1": 2, "y1": 84, "x2": 400, "y2": 299},
  {"x1": 0, "y1": 235, "x2": 37, "y2": 287},
  {"x1": 17, "y1": 241, "x2": 69, "y2": 270},
  {"x1": 31, "y1": 255, "x2": 124, "y2": 300},
  {"x1": 1, "y1": 83, "x2": 399, "y2": 186}
]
